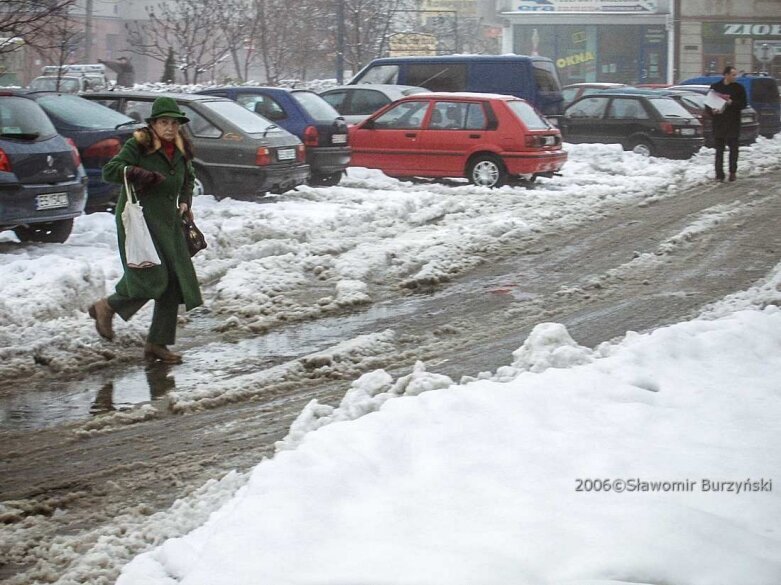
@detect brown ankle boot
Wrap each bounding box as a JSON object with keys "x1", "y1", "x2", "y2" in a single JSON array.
[
  {"x1": 144, "y1": 343, "x2": 183, "y2": 364},
  {"x1": 88, "y1": 298, "x2": 115, "y2": 341}
]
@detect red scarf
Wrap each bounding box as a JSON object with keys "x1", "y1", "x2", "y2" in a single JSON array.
[{"x1": 162, "y1": 140, "x2": 176, "y2": 160}]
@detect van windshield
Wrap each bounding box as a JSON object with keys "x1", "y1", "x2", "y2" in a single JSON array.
[
  {"x1": 29, "y1": 77, "x2": 80, "y2": 93},
  {"x1": 354, "y1": 64, "x2": 399, "y2": 84},
  {"x1": 532, "y1": 61, "x2": 561, "y2": 92},
  {"x1": 751, "y1": 78, "x2": 779, "y2": 102}
]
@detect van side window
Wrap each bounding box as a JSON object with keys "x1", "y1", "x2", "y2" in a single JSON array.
[
  {"x1": 406, "y1": 63, "x2": 467, "y2": 92},
  {"x1": 356, "y1": 64, "x2": 399, "y2": 84},
  {"x1": 470, "y1": 63, "x2": 523, "y2": 93},
  {"x1": 532, "y1": 61, "x2": 561, "y2": 92}
]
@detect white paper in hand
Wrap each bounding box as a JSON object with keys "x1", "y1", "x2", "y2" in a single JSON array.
[{"x1": 705, "y1": 90, "x2": 728, "y2": 113}]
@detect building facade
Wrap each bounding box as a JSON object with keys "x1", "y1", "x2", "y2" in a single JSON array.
[
  {"x1": 679, "y1": 0, "x2": 781, "y2": 81},
  {"x1": 495, "y1": 0, "x2": 674, "y2": 86},
  {"x1": 491, "y1": 0, "x2": 781, "y2": 85}
]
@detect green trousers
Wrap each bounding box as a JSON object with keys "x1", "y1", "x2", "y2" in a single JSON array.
[{"x1": 107, "y1": 272, "x2": 183, "y2": 346}]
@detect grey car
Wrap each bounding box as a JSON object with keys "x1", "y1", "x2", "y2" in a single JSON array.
[
  {"x1": 320, "y1": 84, "x2": 428, "y2": 125},
  {"x1": 81, "y1": 91, "x2": 310, "y2": 199}
]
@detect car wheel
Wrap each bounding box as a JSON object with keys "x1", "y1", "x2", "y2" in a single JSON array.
[
  {"x1": 467, "y1": 155, "x2": 507, "y2": 188},
  {"x1": 308, "y1": 171, "x2": 343, "y2": 187},
  {"x1": 629, "y1": 139, "x2": 654, "y2": 157},
  {"x1": 193, "y1": 169, "x2": 214, "y2": 198},
  {"x1": 14, "y1": 219, "x2": 74, "y2": 244}
]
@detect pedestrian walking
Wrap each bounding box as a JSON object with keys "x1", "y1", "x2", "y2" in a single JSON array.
[
  {"x1": 98, "y1": 56, "x2": 135, "y2": 87},
  {"x1": 706, "y1": 65, "x2": 747, "y2": 182},
  {"x1": 88, "y1": 96, "x2": 203, "y2": 364}
]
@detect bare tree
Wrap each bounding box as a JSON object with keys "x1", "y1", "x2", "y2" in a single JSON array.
[
  {"x1": 0, "y1": 0, "x2": 76, "y2": 54},
  {"x1": 125, "y1": 0, "x2": 228, "y2": 84},
  {"x1": 212, "y1": 0, "x2": 261, "y2": 82}
]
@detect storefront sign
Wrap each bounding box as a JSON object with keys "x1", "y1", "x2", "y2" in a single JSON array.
[
  {"x1": 514, "y1": 0, "x2": 659, "y2": 13},
  {"x1": 388, "y1": 33, "x2": 437, "y2": 57},
  {"x1": 422, "y1": 0, "x2": 476, "y2": 14},
  {"x1": 556, "y1": 51, "x2": 596, "y2": 69},
  {"x1": 723, "y1": 23, "x2": 781, "y2": 37}
]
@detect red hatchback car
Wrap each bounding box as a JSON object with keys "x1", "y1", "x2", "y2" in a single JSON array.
[{"x1": 348, "y1": 93, "x2": 567, "y2": 188}]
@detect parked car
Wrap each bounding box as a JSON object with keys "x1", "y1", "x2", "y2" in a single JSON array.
[
  {"x1": 319, "y1": 84, "x2": 429, "y2": 125},
  {"x1": 561, "y1": 92, "x2": 703, "y2": 159},
  {"x1": 349, "y1": 55, "x2": 565, "y2": 120},
  {"x1": 29, "y1": 64, "x2": 109, "y2": 94},
  {"x1": 23, "y1": 91, "x2": 138, "y2": 212},
  {"x1": 561, "y1": 82, "x2": 627, "y2": 107},
  {"x1": 348, "y1": 92, "x2": 567, "y2": 188},
  {"x1": 679, "y1": 74, "x2": 780, "y2": 138},
  {"x1": 195, "y1": 86, "x2": 350, "y2": 186},
  {"x1": 665, "y1": 85, "x2": 760, "y2": 146},
  {"x1": 0, "y1": 92, "x2": 87, "y2": 242},
  {"x1": 81, "y1": 91, "x2": 310, "y2": 199}
]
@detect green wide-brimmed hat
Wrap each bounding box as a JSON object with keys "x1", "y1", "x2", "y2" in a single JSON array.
[{"x1": 146, "y1": 96, "x2": 190, "y2": 124}]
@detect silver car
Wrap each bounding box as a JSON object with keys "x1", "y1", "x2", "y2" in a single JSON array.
[{"x1": 320, "y1": 84, "x2": 428, "y2": 125}]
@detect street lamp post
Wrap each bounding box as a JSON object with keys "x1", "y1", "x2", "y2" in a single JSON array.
[{"x1": 336, "y1": 0, "x2": 345, "y2": 83}]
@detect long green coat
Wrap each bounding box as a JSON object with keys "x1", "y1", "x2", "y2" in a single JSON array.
[{"x1": 102, "y1": 128, "x2": 203, "y2": 311}]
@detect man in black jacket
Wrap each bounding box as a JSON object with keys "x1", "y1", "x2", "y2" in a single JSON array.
[{"x1": 707, "y1": 65, "x2": 747, "y2": 182}]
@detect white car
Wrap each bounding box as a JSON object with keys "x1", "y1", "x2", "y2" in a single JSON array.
[{"x1": 320, "y1": 83, "x2": 428, "y2": 125}]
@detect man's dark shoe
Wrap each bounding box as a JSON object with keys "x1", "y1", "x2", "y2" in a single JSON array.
[
  {"x1": 88, "y1": 298, "x2": 115, "y2": 341},
  {"x1": 728, "y1": 173, "x2": 736, "y2": 182},
  {"x1": 716, "y1": 176, "x2": 725, "y2": 183}
]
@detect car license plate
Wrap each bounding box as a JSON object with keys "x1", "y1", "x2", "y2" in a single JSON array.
[
  {"x1": 277, "y1": 148, "x2": 295, "y2": 161},
  {"x1": 332, "y1": 134, "x2": 347, "y2": 144},
  {"x1": 36, "y1": 192, "x2": 68, "y2": 210},
  {"x1": 680, "y1": 128, "x2": 695, "y2": 136}
]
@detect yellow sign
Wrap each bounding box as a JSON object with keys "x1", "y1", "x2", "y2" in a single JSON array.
[
  {"x1": 389, "y1": 33, "x2": 438, "y2": 57},
  {"x1": 421, "y1": 0, "x2": 477, "y2": 16},
  {"x1": 556, "y1": 51, "x2": 596, "y2": 69}
]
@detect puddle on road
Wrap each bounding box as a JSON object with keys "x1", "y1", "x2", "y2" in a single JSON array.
[
  {"x1": 0, "y1": 267, "x2": 531, "y2": 432},
  {"x1": 0, "y1": 291, "x2": 457, "y2": 432}
]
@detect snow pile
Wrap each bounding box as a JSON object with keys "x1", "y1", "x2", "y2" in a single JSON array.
[{"x1": 116, "y1": 301, "x2": 781, "y2": 584}]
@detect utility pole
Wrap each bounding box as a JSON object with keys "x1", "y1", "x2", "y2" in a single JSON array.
[
  {"x1": 336, "y1": 0, "x2": 345, "y2": 83},
  {"x1": 84, "y1": 0, "x2": 94, "y2": 62}
]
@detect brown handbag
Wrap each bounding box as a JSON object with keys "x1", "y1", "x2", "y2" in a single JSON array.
[{"x1": 182, "y1": 216, "x2": 207, "y2": 257}]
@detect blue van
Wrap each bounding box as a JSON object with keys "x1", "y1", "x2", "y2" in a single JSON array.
[
  {"x1": 348, "y1": 55, "x2": 564, "y2": 118},
  {"x1": 679, "y1": 74, "x2": 780, "y2": 138}
]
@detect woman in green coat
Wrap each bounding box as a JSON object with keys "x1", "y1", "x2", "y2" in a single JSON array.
[{"x1": 88, "y1": 96, "x2": 203, "y2": 364}]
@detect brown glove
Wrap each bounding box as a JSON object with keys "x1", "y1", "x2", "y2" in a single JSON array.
[{"x1": 127, "y1": 166, "x2": 165, "y2": 190}]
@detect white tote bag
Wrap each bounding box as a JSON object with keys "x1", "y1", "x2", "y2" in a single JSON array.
[{"x1": 122, "y1": 166, "x2": 161, "y2": 269}]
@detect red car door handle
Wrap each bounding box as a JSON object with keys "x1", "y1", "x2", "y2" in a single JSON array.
[
  {"x1": 405, "y1": 133, "x2": 417, "y2": 138},
  {"x1": 469, "y1": 134, "x2": 481, "y2": 139}
]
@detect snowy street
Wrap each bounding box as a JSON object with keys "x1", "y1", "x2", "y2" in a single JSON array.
[{"x1": 1, "y1": 139, "x2": 781, "y2": 584}]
